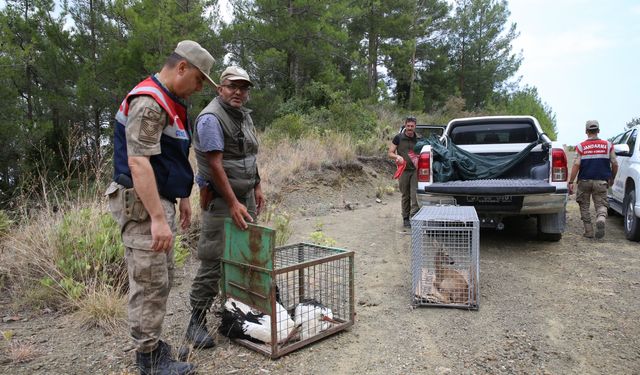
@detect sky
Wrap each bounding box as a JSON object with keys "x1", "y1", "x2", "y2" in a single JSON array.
[{"x1": 507, "y1": 0, "x2": 640, "y2": 146}]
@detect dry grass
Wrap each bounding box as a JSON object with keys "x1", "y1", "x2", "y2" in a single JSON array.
[
  {"x1": 74, "y1": 286, "x2": 127, "y2": 332},
  {"x1": 258, "y1": 132, "x2": 357, "y2": 197},
  {"x1": 0, "y1": 209, "x2": 63, "y2": 307},
  {"x1": 5, "y1": 340, "x2": 38, "y2": 364}
]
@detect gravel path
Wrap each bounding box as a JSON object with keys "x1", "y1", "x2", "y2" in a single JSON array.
[{"x1": 2, "y1": 186, "x2": 639, "y2": 375}]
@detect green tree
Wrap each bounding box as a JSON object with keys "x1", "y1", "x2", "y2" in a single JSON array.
[
  {"x1": 626, "y1": 117, "x2": 640, "y2": 130},
  {"x1": 449, "y1": 0, "x2": 521, "y2": 109},
  {"x1": 0, "y1": 0, "x2": 76, "y2": 202},
  {"x1": 488, "y1": 86, "x2": 557, "y2": 140},
  {"x1": 222, "y1": 0, "x2": 353, "y2": 123},
  {"x1": 383, "y1": 0, "x2": 449, "y2": 109}
]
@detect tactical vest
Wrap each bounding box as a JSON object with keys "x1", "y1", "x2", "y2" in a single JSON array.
[
  {"x1": 193, "y1": 96, "x2": 259, "y2": 198},
  {"x1": 577, "y1": 138, "x2": 613, "y2": 181},
  {"x1": 396, "y1": 131, "x2": 420, "y2": 171},
  {"x1": 113, "y1": 76, "x2": 194, "y2": 201}
]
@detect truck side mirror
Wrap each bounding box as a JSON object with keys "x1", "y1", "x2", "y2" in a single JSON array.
[{"x1": 614, "y1": 143, "x2": 630, "y2": 156}]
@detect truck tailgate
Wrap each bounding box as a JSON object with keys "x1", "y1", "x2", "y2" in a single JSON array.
[{"x1": 423, "y1": 179, "x2": 557, "y2": 195}]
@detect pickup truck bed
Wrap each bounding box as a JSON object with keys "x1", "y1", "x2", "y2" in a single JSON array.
[{"x1": 416, "y1": 116, "x2": 569, "y2": 240}]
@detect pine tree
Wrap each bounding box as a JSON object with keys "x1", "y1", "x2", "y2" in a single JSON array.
[{"x1": 449, "y1": 0, "x2": 521, "y2": 109}]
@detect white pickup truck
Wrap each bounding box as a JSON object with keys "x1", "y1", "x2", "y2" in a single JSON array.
[
  {"x1": 416, "y1": 115, "x2": 569, "y2": 241},
  {"x1": 608, "y1": 126, "x2": 640, "y2": 241}
]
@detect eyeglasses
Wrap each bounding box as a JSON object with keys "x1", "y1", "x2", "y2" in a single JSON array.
[{"x1": 220, "y1": 84, "x2": 251, "y2": 93}]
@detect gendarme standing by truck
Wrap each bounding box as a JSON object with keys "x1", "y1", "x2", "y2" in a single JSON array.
[{"x1": 415, "y1": 115, "x2": 569, "y2": 241}]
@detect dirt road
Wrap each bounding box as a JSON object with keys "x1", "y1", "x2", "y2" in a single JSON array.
[{"x1": 2, "y1": 188, "x2": 639, "y2": 375}]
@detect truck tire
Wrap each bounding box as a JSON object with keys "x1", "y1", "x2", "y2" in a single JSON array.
[
  {"x1": 623, "y1": 190, "x2": 640, "y2": 241},
  {"x1": 537, "y1": 231, "x2": 562, "y2": 242},
  {"x1": 537, "y1": 211, "x2": 565, "y2": 242}
]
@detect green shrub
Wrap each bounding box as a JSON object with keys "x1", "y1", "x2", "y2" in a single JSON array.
[
  {"x1": 0, "y1": 210, "x2": 12, "y2": 238},
  {"x1": 52, "y1": 208, "x2": 125, "y2": 295},
  {"x1": 273, "y1": 213, "x2": 292, "y2": 247},
  {"x1": 174, "y1": 234, "x2": 190, "y2": 267},
  {"x1": 268, "y1": 113, "x2": 309, "y2": 140},
  {"x1": 309, "y1": 221, "x2": 336, "y2": 247}
]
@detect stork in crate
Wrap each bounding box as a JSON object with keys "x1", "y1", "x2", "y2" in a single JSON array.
[{"x1": 217, "y1": 295, "x2": 339, "y2": 345}]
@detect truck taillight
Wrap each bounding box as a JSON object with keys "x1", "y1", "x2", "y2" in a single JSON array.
[
  {"x1": 417, "y1": 153, "x2": 431, "y2": 182},
  {"x1": 551, "y1": 148, "x2": 567, "y2": 182}
]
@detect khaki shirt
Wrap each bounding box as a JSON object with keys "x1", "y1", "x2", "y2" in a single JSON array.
[{"x1": 125, "y1": 96, "x2": 167, "y2": 157}]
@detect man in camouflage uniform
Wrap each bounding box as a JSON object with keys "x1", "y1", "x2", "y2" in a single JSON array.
[
  {"x1": 105, "y1": 40, "x2": 216, "y2": 375},
  {"x1": 184, "y1": 66, "x2": 265, "y2": 348},
  {"x1": 568, "y1": 120, "x2": 618, "y2": 239},
  {"x1": 388, "y1": 116, "x2": 422, "y2": 228}
]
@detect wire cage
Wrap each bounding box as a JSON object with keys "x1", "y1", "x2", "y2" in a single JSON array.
[
  {"x1": 221, "y1": 219, "x2": 355, "y2": 358},
  {"x1": 410, "y1": 205, "x2": 480, "y2": 309}
]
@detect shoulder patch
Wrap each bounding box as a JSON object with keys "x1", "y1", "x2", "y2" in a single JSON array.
[{"x1": 139, "y1": 107, "x2": 164, "y2": 144}]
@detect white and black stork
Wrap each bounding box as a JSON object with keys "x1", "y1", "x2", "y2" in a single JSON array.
[
  {"x1": 293, "y1": 299, "x2": 340, "y2": 341},
  {"x1": 217, "y1": 297, "x2": 296, "y2": 344}
]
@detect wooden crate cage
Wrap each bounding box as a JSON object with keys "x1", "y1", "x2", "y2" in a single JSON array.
[
  {"x1": 221, "y1": 219, "x2": 355, "y2": 358},
  {"x1": 411, "y1": 205, "x2": 480, "y2": 310}
]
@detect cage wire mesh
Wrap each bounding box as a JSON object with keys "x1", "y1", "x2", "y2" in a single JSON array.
[
  {"x1": 275, "y1": 244, "x2": 353, "y2": 342},
  {"x1": 222, "y1": 231, "x2": 355, "y2": 358},
  {"x1": 411, "y1": 205, "x2": 479, "y2": 309}
]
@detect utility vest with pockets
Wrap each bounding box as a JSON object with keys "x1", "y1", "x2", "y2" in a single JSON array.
[{"x1": 193, "y1": 96, "x2": 259, "y2": 198}]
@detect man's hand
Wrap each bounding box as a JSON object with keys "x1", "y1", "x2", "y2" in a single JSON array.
[
  {"x1": 151, "y1": 219, "x2": 173, "y2": 252},
  {"x1": 230, "y1": 201, "x2": 253, "y2": 230},
  {"x1": 568, "y1": 182, "x2": 575, "y2": 195},
  {"x1": 179, "y1": 197, "x2": 192, "y2": 231},
  {"x1": 254, "y1": 183, "x2": 266, "y2": 216}
]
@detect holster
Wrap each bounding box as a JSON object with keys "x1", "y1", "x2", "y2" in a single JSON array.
[
  {"x1": 200, "y1": 184, "x2": 216, "y2": 210},
  {"x1": 123, "y1": 188, "x2": 149, "y2": 222}
]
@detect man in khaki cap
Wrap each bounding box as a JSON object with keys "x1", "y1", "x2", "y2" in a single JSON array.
[
  {"x1": 184, "y1": 66, "x2": 265, "y2": 348},
  {"x1": 105, "y1": 40, "x2": 215, "y2": 375},
  {"x1": 568, "y1": 120, "x2": 618, "y2": 239}
]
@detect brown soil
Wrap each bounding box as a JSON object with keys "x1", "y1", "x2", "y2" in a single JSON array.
[{"x1": 2, "y1": 160, "x2": 640, "y2": 375}]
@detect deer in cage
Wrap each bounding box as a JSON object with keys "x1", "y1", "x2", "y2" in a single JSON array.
[{"x1": 434, "y1": 248, "x2": 469, "y2": 304}]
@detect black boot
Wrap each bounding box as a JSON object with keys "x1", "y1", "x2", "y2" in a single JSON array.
[
  {"x1": 136, "y1": 340, "x2": 196, "y2": 375},
  {"x1": 403, "y1": 218, "x2": 411, "y2": 228},
  {"x1": 185, "y1": 308, "x2": 216, "y2": 349}
]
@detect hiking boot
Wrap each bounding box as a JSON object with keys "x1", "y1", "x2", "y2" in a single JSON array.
[
  {"x1": 185, "y1": 308, "x2": 216, "y2": 349},
  {"x1": 403, "y1": 218, "x2": 411, "y2": 228},
  {"x1": 136, "y1": 340, "x2": 196, "y2": 375},
  {"x1": 583, "y1": 223, "x2": 594, "y2": 238},
  {"x1": 595, "y1": 216, "x2": 606, "y2": 239}
]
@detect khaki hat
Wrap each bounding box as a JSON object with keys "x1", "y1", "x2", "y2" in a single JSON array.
[
  {"x1": 220, "y1": 66, "x2": 253, "y2": 86},
  {"x1": 585, "y1": 120, "x2": 600, "y2": 131},
  {"x1": 174, "y1": 40, "x2": 216, "y2": 87}
]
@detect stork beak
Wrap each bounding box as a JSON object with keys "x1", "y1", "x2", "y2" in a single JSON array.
[
  {"x1": 280, "y1": 324, "x2": 301, "y2": 346},
  {"x1": 320, "y1": 315, "x2": 340, "y2": 324}
]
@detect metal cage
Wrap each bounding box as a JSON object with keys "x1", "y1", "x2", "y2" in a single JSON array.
[
  {"x1": 221, "y1": 219, "x2": 355, "y2": 358},
  {"x1": 410, "y1": 205, "x2": 480, "y2": 309}
]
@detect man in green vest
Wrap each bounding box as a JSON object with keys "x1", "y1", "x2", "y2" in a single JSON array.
[
  {"x1": 184, "y1": 66, "x2": 265, "y2": 348},
  {"x1": 388, "y1": 116, "x2": 421, "y2": 228}
]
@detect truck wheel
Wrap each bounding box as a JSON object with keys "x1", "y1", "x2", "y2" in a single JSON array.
[
  {"x1": 537, "y1": 212, "x2": 565, "y2": 241},
  {"x1": 623, "y1": 190, "x2": 640, "y2": 241},
  {"x1": 537, "y1": 231, "x2": 562, "y2": 242}
]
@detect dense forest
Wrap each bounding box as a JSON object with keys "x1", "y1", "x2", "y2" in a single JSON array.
[{"x1": 0, "y1": 0, "x2": 557, "y2": 209}]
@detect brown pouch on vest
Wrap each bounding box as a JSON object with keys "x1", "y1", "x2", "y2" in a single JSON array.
[
  {"x1": 200, "y1": 185, "x2": 216, "y2": 210},
  {"x1": 123, "y1": 188, "x2": 149, "y2": 222}
]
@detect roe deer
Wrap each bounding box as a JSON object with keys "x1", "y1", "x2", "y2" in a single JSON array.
[{"x1": 434, "y1": 248, "x2": 469, "y2": 304}]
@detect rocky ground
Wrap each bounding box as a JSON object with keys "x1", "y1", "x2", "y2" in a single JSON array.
[{"x1": 2, "y1": 160, "x2": 639, "y2": 375}]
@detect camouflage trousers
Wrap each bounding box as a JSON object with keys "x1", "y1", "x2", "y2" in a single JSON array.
[
  {"x1": 576, "y1": 179, "x2": 609, "y2": 224},
  {"x1": 399, "y1": 169, "x2": 419, "y2": 219},
  {"x1": 189, "y1": 191, "x2": 256, "y2": 311},
  {"x1": 105, "y1": 182, "x2": 176, "y2": 353}
]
